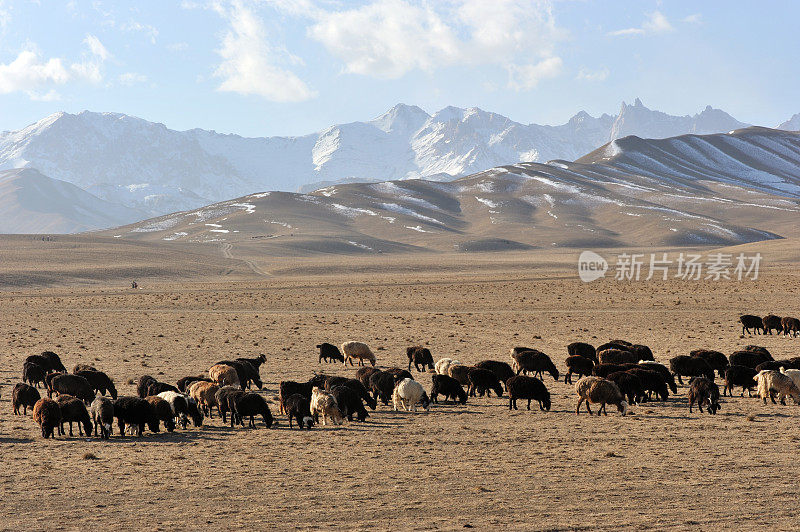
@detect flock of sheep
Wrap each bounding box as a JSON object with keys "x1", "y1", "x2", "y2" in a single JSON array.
[
  {"x1": 740, "y1": 314, "x2": 800, "y2": 336},
  {"x1": 7, "y1": 335, "x2": 800, "y2": 440}
]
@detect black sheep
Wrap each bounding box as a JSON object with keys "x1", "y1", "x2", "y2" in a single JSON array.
[
  {"x1": 24, "y1": 355, "x2": 54, "y2": 373},
  {"x1": 467, "y1": 367, "x2": 504, "y2": 397},
  {"x1": 56, "y1": 395, "x2": 93, "y2": 437},
  {"x1": 234, "y1": 393, "x2": 274, "y2": 428},
  {"x1": 607, "y1": 371, "x2": 644, "y2": 404},
  {"x1": 12, "y1": 382, "x2": 40, "y2": 415},
  {"x1": 44, "y1": 371, "x2": 65, "y2": 396},
  {"x1": 740, "y1": 314, "x2": 764, "y2": 335},
  {"x1": 284, "y1": 393, "x2": 314, "y2": 429},
  {"x1": 636, "y1": 362, "x2": 678, "y2": 394},
  {"x1": 629, "y1": 344, "x2": 654, "y2": 361},
  {"x1": 762, "y1": 314, "x2": 783, "y2": 335},
  {"x1": 326, "y1": 378, "x2": 377, "y2": 410},
  {"x1": 723, "y1": 365, "x2": 758, "y2": 397},
  {"x1": 744, "y1": 345, "x2": 772, "y2": 359},
  {"x1": 177, "y1": 376, "x2": 212, "y2": 392},
  {"x1": 506, "y1": 375, "x2": 550, "y2": 411},
  {"x1": 688, "y1": 377, "x2": 721, "y2": 414},
  {"x1": 355, "y1": 366, "x2": 381, "y2": 389},
  {"x1": 76, "y1": 370, "x2": 118, "y2": 399},
  {"x1": 73, "y1": 363, "x2": 97, "y2": 374},
  {"x1": 317, "y1": 343, "x2": 345, "y2": 363},
  {"x1": 331, "y1": 385, "x2": 369, "y2": 421},
  {"x1": 235, "y1": 358, "x2": 265, "y2": 390},
  {"x1": 216, "y1": 359, "x2": 263, "y2": 390},
  {"x1": 136, "y1": 375, "x2": 158, "y2": 398},
  {"x1": 475, "y1": 360, "x2": 515, "y2": 389},
  {"x1": 690, "y1": 350, "x2": 729, "y2": 378},
  {"x1": 40, "y1": 351, "x2": 67, "y2": 373},
  {"x1": 216, "y1": 386, "x2": 244, "y2": 423},
  {"x1": 369, "y1": 371, "x2": 396, "y2": 406},
  {"x1": 279, "y1": 380, "x2": 313, "y2": 414},
  {"x1": 114, "y1": 396, "x2": 159, "y2": 437},
  {"x1": 22, "y1": 362, "x2": 47, "y2": 389},
  {"x1": 729, "y1": 350, "x2": 771, "y2": 369},
  {"x1": 597, "y1": 348, "x2": 639, "y2": 365},
  {"x1": 385, "y1": 367, "x2": 414, "y2": 383},
  {"x1": 669, "y1": 355, "x2": 715, "y2": 384},
  {"x1": 147, "y1": 381, "x2": 180, "y2": 396},
  {"x1": 592, "y1": 363, "x2": 626, "y2": 378},
  {"x1": 513, "y1": 350, "x2": 559, "y2": 381},
  {"x1": 51, "y1": 374, "x2": 95, "y2": 403},
  {"x1": 564, "y1": 355, "x2": 594, "y2": 384},
  {"x1": 755, "y1": 360, "x2": 798, "y2": 373},
  {"x1": 430, "y1": 374, "x2": 467, "y2": 404},
  {"x1": 33, "y1": 398, "x2": 61, "y2": 439},
  {"x1": 627, "y1": 368, "x2": 669, "y2": 401},
  {"x1": 406, "y1": 346, "x2": 435, "y2": 372},
  {"x1": 597, "y1": 341, "x2": 632, "y2": 352},
  {"x1": 567, "y1": 342, "x2": 597, "y2": 363}
]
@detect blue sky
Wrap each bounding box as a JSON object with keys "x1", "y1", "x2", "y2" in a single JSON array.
[{"x1": 0, "y1": 0, "x2": 797, "y2": 137}]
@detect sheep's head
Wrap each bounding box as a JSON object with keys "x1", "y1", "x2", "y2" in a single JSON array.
[
  {"x1": 618, "y1": 400, "x2": 629, "y2": 416},
  {"x1": 540, "y1": 393, "x2": 552, "y2": 412},
  {"x1": 492, "y1": 382, "x2": 504, "y2": 398},
  {"x1": 420, "y1": 392, "x2": 431, "y2": 412},
  {"x1": 549, "y1": 367, "x2": 560, "y2": 382}
]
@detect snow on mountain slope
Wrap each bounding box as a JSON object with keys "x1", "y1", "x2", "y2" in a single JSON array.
[
  {"x1": 777, "y1": 113, "x2": 800, "y2": 131},
  {"x1": 0, "y1": 168, "x2": 147, "y2": 234},
  {"x1": 0, "y1": 101, "x2": 760, "y2": 216},
  {"x1": 103, "y1": 128, "x2": 800, "y2": 253}
]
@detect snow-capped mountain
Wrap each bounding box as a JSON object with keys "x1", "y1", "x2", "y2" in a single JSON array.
[
  {"x1": 0, "y1": 100, "x2": 776, "y2": 216},
  {"x1": 778, "y1": 113, "x2": 800, "y2": 131},
  {"x1": 0, "y1": 168, "x2": 146, "y2": 234}
]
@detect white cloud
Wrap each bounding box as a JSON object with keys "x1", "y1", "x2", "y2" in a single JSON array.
[
  {"x1": 683, "y1": 13, "x2": 702, "y2": 24},
  {"x1": 0, "y1": 36, "x2": 109, "y2": 98},
  {"x1": 305, "y1": 0, "x2": 564, "y2": 90},
  {"x1": 507, "y1": 57, "x2": 562, "y2": 90},
  {"x1": 608, "y1": 10, "x2": 673, "y2": 37},
  {"x1": 576, "y1": 66, "x2": 609, "y2": 82},
  {"x1": 28, "y1": 89, "x2": 61, "y2": 101},
  {"x1": 212, "y1": 0, "x2": 316, "y2": 101},
  {"x1": 119, "y1": 72, "x2": 148, "y2": 85}
]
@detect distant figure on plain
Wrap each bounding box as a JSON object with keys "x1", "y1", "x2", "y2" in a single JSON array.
[{"x1": 131, "y1": 281, "x2": 138, "y2": 289}]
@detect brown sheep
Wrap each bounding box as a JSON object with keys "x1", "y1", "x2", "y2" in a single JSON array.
[
  {"x1": 781, "y1": 316, "x2": 800, "y2": 337},
  {"x1": 447, "y1": 364, "x2": 472, "y2": 385},
  {"x1": 33, "y1": 397, "x2": 61, "y2": 438},
  {"x1": 762, "y1": 314, "x2": 783, "y2": 335},
  {"x1": 189, "y1": 381, "x2": 220, "y2": 417},
  {"x1": 575, "y1": 376, "x2": 629, "y2": 416},
  {"x1": 208, "y1": 364, "x2": 240, "y2": 388}
]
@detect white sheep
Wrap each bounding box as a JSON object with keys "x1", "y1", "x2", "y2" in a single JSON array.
[
  {"x1": 392, "y1": 378, "x2": 431, "y2": 412},
  {"x1": 340, "y1": 341, "x2": 377, "y2": 367},
  {"x1": 158, "y1": 391, "x2": 189, "y2": 428},
  {"x1": 310, "y1": 387, "x2": 343, "y2": 425},
  {"x1": 435, "y1": 358, "x2": 461, "y2": 376},
  {"x1": 755, "y1": 370, "x2": 800, "y2": 405},
  {"x1": 780, "y1": 368, "x2": 800, "y2": 391}
]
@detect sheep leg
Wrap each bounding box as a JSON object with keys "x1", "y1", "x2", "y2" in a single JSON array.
[
  {"x1": 576, "y1": 398, "x2": 583, "y2": 414},
  {"x1": 585, "y1": 402, "x2": 593, "y2": 415},
  {"x1": 508, "y1": 397, "x2": 514, "y2": 410},
  {"x1": 527, "y1": 399, "x2": 532, "y2": 411}
]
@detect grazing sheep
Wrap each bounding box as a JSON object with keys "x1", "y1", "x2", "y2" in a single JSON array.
[
  {"x1": 368, "y1": 370, "x2": 396, "y2": 405},
  {"x1": 215, "y1": 359, "x2": 263, "y2": 390},
  {"x1": 188, "y1": 381, "x2": 220, "y2": 417},
  {"x1": 324, "y1": 377, "x2": 377, "y2": 410},
  {"x1": 22, "y1": 362, "x2": 47, "y2": 389},
  {"x1": 317, "y1": 343, "x2": 345, "y2": 363},
  {"x1": 575, "y1": 376, "x2": 629, "y2": 416},
  {"x1": 73, "y1": 363, "x2": 97, "y2": 374},
  {"x1": 688, "y1": 378, "x2": 721, "y2": 414},
  {"x1": 744, "y1": 345, "x2": 772, "y2": 358},
  {"x1": 607, "y1": 371, "x2": 644, "y2": 404},
  {"x1": 435, "y1": 358, "x2": 461, "y2": 376},
  {"x1": 56, "y1": 395, "x2": 93, "y2": 436},
  {"x1": 157, "y1": 391, "x2": 196, "y2": 428},
  {"x1": 513, "y1": 350, "x2": 559, "y2": 381},
  {"x1": 592, "y1": 363, "x2": 626, "y2": 379},
  {"x1": 341, "y1": 341, "x2": 376, "y2": 367},
  {"x1": 565, "y1": 355, "x2": 594, "y2": 385},
  {"x1": 723, "y1": 365, "x2": 758, "y2": 397},
  {"x1": 597, "y1": 341, "x2": 632, "y2": 353},
  {"x1": 755, "y1": 370, "x2": 800, "y2": 405},
  {"x1": 762, "y1": 314, "x2": 783, "y2": 335},
  {"x1": 355, "y1": 366, "x2": 381, "y2": 389},
  {"x1": 506, "y1": 376, "x2": 551, "y2": 411},
  {"x1": 12, "y1": 383, "x2": 40, "y2": 415},
  {"x1": 113, "y1": 396, "x2": 159, "y2": 437},
  {"x1": 51, "y1": 374, "x2": 95, "y2": 403},
  {"x1": 740, "y1": 314, "x2": 764, "y2": 335},
  {"x1": 781, "y1": 317, "x2": 800, "y2": 337},
  {"x1": 208, "y1": 364, "x2": 241, "y2": 388},
  {"x1": 475, "y1": 360, "x2": 516, "y2": 389},
  {"x1": 232, "y1": 393, "x2": 274, "y2": 428},
  {"x1": 216, "y1": 386, "x2": 245, "y2": 424},
  {"x1": 430, "y1": 374, "x2": 467, "y2": 404},
  {"x1": 755, "y1": 360, "x2": 797, "y2": 373},
  {"x1": 284, "y1": 394, "x2": 314, "y2": 429},
  {"x1": 407, "y1": 346, "x2": 435, "y2": 372},
  {"x1": 40, "y1": 351, "x2": 67, "y2": 373},
  {"x1": 669, "y1": 355, "x2": 715, "y2": 384},
  {"x1": 690, "y1": 350, "x2": 729, "y2": 378},
  {"x1": 75, "y1": 370, "x2": 117, "y2": 399},
  {"x1": 567, "y1": 342, "x2": 597, "y2": 363},
  {"x1": 90, "y1": 396, "x2": 114, "y2": 439},
  {"x1": 630, "y1": 345, "x2": 655, "y2": 362},
  {"x1": 729, "y1": 350, "x2": 771, "y2": 369},
  {"x1": 627, "y1": 368, "x2": 669, "y2": 402},
  {"x1": 24, "y1": 355, "x2": 54, "y2": 374},
  {"x1": 145, "y1": 396, "x2": 176, "y2": 432},
  {"x1": 331, "y1": 385, "x2": 369, "y2": 421},
  {"x1": 177, "y1": 376, "x2": 212, "y2": 393},
  {"x1": 234, "y1": 358, "x2": 265, "y2": 390},
  {"x1": 44, "y1": 371, "x2": 65, "y2": 397},
  {"x1": 279, "y1": 380, "x2": 314, "y2": 414},
  {"x1": 385, "y1": 367, "x2": 414, "y2": 383},
  {"x1": 780, "y1": 368, "x2": 800, "y2": 390},
  {"x1": 32, "y1": 397, "x2": 61, "y2": 438},
  {"x1": 597, "y1": 349, "x2": 638, "y2": 366},
  {"x1": 447, "y1": 364, "x2": 471, "y2": 385},
  {"x1": 147, "y1": 381, "x2": 180, "y2": 397},
  {"x1": 392, "y1": 378, "x2": 431, "y2": 412},
  {"x1": 467, "y1": 367, "x2": 504, "y2": 398},
  {"x1": 136, "y1": 375, "x2": 158, "y2": 398},
  {"x1": 310, "y1": 387, "x2": 344, "y2": 425}
]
